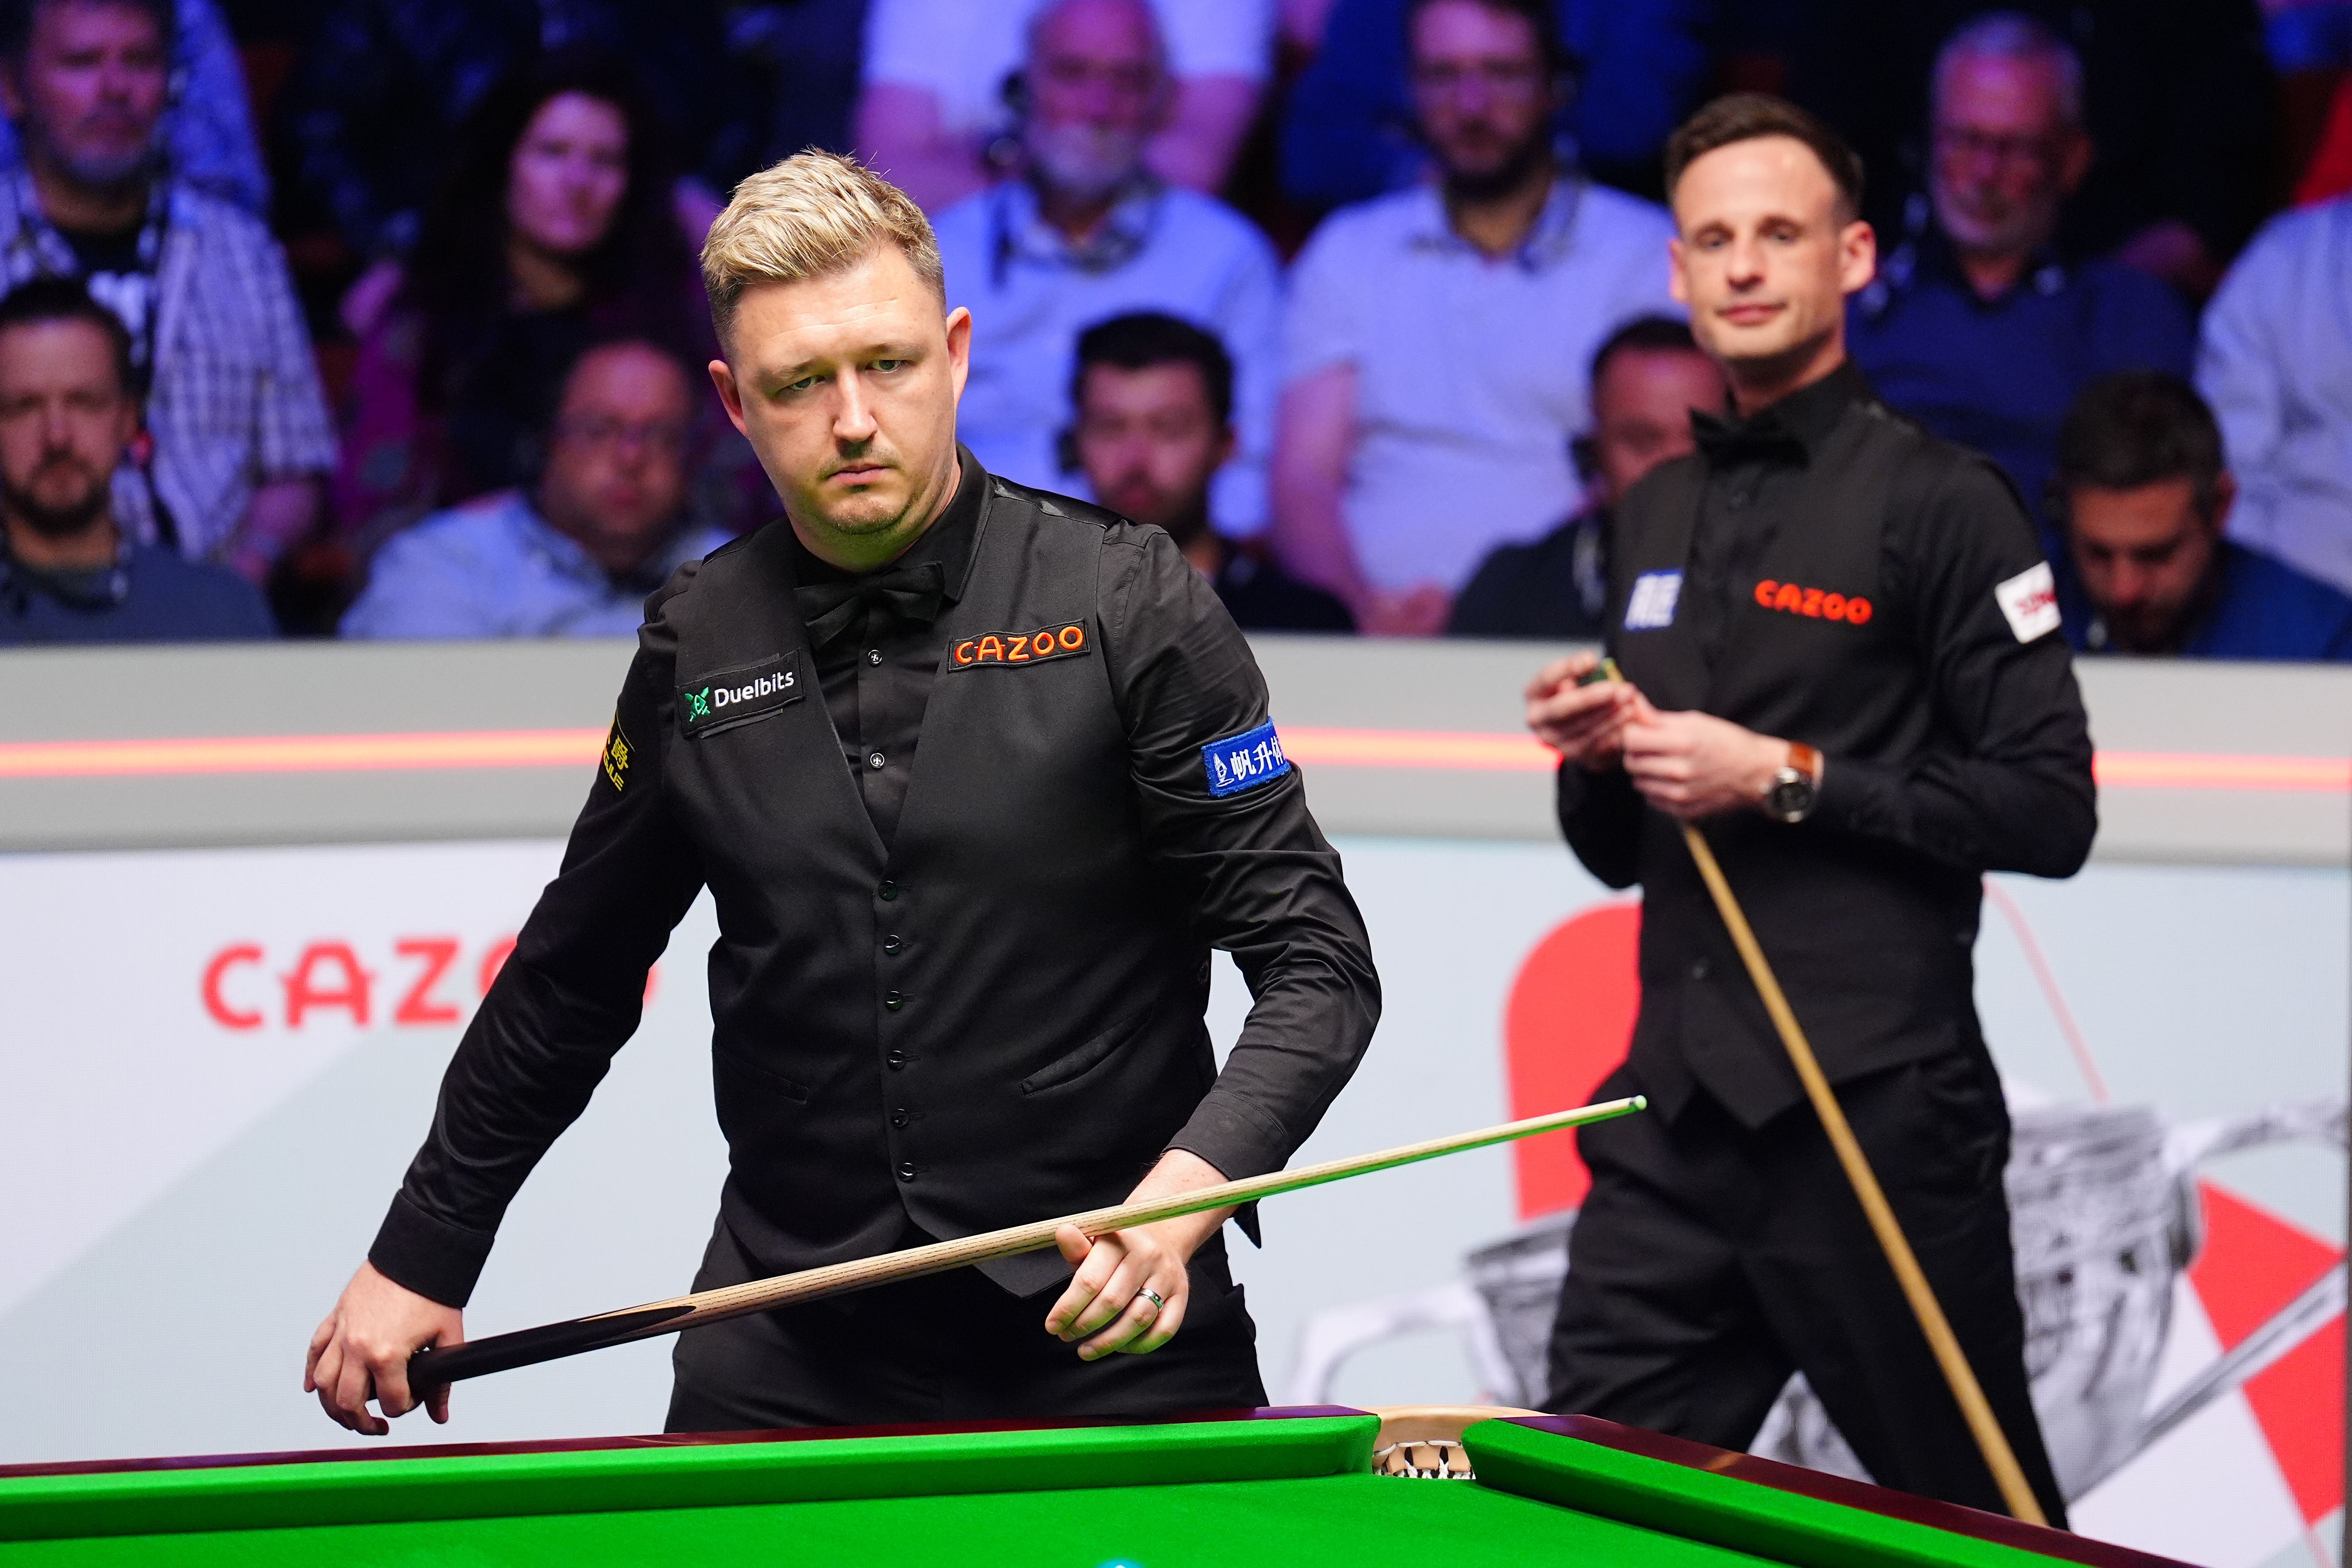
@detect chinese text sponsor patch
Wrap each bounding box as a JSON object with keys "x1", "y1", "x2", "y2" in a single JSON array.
[{"x1": 1204, "y1": 720, "x2": 1291, "y2": 798}]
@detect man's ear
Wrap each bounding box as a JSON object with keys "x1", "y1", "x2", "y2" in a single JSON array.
[
  {"x1": 943, "y1": 305, "x2": 972, "y2": 402},
  {"x1": 1837, "y1": 219, "x2": 1877, "y2": 295},
  {"x1": 1666, "y1": 236, "x2": 1689, "y2": 306},
  {"x1": 0, "y1": 62, "x2": 21, "y2": 124},
  {"x1": 1213, "y1": 422, "x2": 1237, "y2": 468},
  {"x1": 2056, "y1": 127, "x2": 2094, "y2": 200},
  {"x1": 709, "y1": 358, "x2": 749, "y2": 438},
  {"x1": 2206, "y1": 470, "x2": 2238, "y2": 534}
]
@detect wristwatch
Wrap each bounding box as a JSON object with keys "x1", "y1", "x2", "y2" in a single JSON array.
[{"x1": 1764, "y1": 742, "x2": 1823, "y2": 824}]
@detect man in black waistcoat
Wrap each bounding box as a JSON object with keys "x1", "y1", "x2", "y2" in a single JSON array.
[
  {"x1": 306, "y1": 151, "x2": 1380, "y2": 1437},
  {"x1": 1522, "y1": 96, "x2": 2093, "y2": 1523}
]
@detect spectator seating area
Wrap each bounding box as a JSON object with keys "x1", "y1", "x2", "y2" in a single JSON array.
[{"x1": 0, "y1": 0, "x2": 2344, "y2": 663}]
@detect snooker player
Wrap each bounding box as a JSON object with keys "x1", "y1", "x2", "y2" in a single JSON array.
[
  {"x1": 306, "y1": 152, "x2": 1380, "y2": 1435},
  {"x1": 1523, "y1": 96, "x2": 2092, "y2": 1524}
]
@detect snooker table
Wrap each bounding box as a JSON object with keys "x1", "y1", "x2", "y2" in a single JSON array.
[{"x1": 0, "y1": 1405, "x2": 2191, "y2": 1567}]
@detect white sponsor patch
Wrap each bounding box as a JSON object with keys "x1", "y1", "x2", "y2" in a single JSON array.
[
  {"x1": 1994, "y1": 561, "x2": 2061, "y2": 643},
  {"x1": 1624, "y1": 570, "x2": 1683, "y2": 631}
]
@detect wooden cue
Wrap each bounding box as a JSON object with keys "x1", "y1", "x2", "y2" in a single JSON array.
[
  {"x1": 1679, "y1": 822, "x2": 2049, "y2": 1527},
  {"x1": 407, "y1": 1095, "x2": 1648, "y2": 1390}
]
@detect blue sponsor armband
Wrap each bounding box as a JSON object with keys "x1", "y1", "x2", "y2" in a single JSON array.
[{"x1": 1203, "y1": 719, "x2": 1292, "y2": 798}]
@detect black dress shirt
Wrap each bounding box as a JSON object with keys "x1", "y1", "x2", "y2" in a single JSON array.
[{"x1": 786, "y1": 457, "x2": 984, "y2": 845}]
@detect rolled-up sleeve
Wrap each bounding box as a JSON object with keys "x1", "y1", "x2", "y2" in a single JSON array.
[
  {"x1": 368, "y1": 580, "x2": 709, "y2": 1305},
  {"x1": 1810, "y1": 457, "x2": 2097, "y2": 878},
  {"x1": 1097, "y1": 524, "x2": 1380, "y2": 1184}
]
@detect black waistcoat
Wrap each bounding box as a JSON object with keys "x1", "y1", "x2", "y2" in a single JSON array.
[
  {"x1": 661, "y1": 481, "x2": 1218, "y2": 1292},
  {"x1": 1609, "y1": 402, "x2": 1986, "y2": 1128}
]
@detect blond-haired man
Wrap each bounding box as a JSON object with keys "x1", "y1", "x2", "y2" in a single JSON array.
[{"x1": 305, "y1": 151, "x2": 1378, "y2": 1436}]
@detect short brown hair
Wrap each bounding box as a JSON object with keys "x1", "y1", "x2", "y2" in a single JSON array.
[
  {"x1": 1663, "y1": 93, "x2": 1865, "y2": 220},
  {"x1": 2053, "y1": 371, "x2": 2229, "y2": 518},
  {"x1": 701, "y1": 150, "x2": 945, "y2": 346}
]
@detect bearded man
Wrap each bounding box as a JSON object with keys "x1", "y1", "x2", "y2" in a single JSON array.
[
  {"x1": 0, "y1": 275, "x2": 271, "y2": 640},
  {"x1": 928, "y1": 0, "x2": 1283, "y2": 538}
]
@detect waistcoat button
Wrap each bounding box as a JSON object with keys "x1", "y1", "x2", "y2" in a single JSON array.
[
  {"x1": 886, "y1": 1049, "x2": 907, "y2": 1070},
  {"x1": 868, "y1": 751, "x2": 886, "y2": 770},
  {"x1": 884, "y1": 990, "x2": 903, "y2": 1010},
  {"x1": 890, "y1": 1108, "x2": 909, "y2": 1128},
  {"x1": 883, "y1": 934, "x2": 903, "y2": 955},
  {"x1": 896, "y1": 1161, "x2": 916, "y2": 1183},
  {"x1": 878, "y1": 880, "x2": 898, "y2": 901},
  {"x1": 1690, "y1": 958, "x2": 1710, "y2": 980}
]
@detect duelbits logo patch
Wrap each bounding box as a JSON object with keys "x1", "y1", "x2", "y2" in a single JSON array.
[{"x1": 678, "y1": 651, "x2": 802, "y2": 738}]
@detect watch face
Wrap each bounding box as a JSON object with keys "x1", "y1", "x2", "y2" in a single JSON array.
[{"x1": 1769, "y1": 775, "x2": 1813, "y2": 819}]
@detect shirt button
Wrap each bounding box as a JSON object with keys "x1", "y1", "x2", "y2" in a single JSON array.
[
  {"x1": 866, "y1": 648, "x2": 882, "y2": 666},
  {"x1": 890, "y1": 1108, "x2": 909, "y2": 1128},
  {"x1": 884, "y1": 990, "x2": 904, "y2": 1011},
  {"x1": 886, "y1": 1049, "x2": 907, "y2": 1070},
  {"x1": 896, "y1": 1161, "x2": 916, "y2": 1183},
  {"x1": 878, "y1": 880, "x2": 898, "y2": 901},
  {"x1": 883, "y1": 934, "x2": 903, "y2": 955},
  {"x1": 868, "y1": 751, "x2": 886, "y2": 770}
]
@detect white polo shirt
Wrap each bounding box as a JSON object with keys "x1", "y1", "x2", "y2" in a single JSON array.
[{"x1": 1284, "y1": 176, "x2": 1679, "y2": 593}]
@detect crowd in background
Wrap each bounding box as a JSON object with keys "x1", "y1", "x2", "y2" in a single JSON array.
[{"x1": 0, "y1": 0, "x2": 2346, "y2": 661}]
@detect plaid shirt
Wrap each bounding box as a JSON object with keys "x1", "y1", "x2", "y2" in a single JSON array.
[{"x1": 0, "y1": 169, "x2": 336, "y2": 562}]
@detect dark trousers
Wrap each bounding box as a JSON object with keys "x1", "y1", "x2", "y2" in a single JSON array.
[
  {"x1": 1546, "y1": 1055, "x2": 2069, "y2": 1529},
  {"x1": 665, "y1": 1220, "x2": 1267, "y2": 1432}
]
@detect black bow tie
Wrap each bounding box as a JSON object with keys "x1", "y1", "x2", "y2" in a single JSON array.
[
  {"x1": 794, "y1": 558, "x2": 949, "y2": 647},
  {"x1": 1691, "y1": 409, "x2": 1806, "y2": 467}
]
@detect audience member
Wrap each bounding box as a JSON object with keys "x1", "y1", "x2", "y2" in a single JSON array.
[
  {"x1": 2052, "y1": 371, "x2": 2352, "y2": 659},
  {"x1": 1848, "y1": 15, "x2": 2194, "y2": 562},
  {"x1": 1754, "y1": 0, "x2": 2273, "y2": 300},
  {"x1": 0, "y1": 0, "x2": 263, "y2": 215},
  {"x1": 854, "y1": 0, "x2": 1270, "y2": 212},
  {"x1": 930, "y1": 0, "x2": 1281, "y2": 533},
  {"x1": 280, "y1": 0, "x2": 741, "y2": 264},
  {"x1": 332, "y1": 51, "x2": 716, "y2": 547},
  {"x1": 1448, "y1": 315, "x2": 1722, "y2": 639},
  {"x1": 2197, "y1": 192, "x2": 2352, "y2": 596},
  {"x1": 342, "y1": 337, "x2": 726, "y2": 639},
  {"x1": 1280, "y1": 0, "x2": 1720, "y2": 208},
  {"x1": 0, "y1": 277, "x2": 270, "y2": 641},
  {"x1": 1071, "y1": 311, "x2": 1352, "y2": 633},
  {"x1": 0, "y1": 0, "x2": 334, "y2": 579},
  {"x1": 1274, "y1": 0, "x2": 1677, "y2": 634}
]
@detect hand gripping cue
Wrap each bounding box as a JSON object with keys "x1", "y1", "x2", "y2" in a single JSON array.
[{"x1": 406, "y1": 1095, "x2": 1648, "y2": 1388}]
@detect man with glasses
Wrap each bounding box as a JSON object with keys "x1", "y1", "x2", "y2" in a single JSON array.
[
  {"x1": 1848, "y1": 13, "x2": 2192, "y2": 574},
  {"x1": 1274, "y1": 0, "x2": 1676, "y2": 634},
  {"x1": 342, "y1": 338, "x2": 729, "y2": 638}
]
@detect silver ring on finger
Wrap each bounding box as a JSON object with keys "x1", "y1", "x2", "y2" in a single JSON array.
[{"x1": 1138, "y1": 1287, "x2": 1166, "y2": 1314}]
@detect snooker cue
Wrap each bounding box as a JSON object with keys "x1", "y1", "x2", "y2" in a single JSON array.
[
  {"x1": 406, "y1": 1095, "x2": 1647, "y2": 1390},
  {"x1": 1679, "y1": 822, "x2": 2049, "y2": 1527}
]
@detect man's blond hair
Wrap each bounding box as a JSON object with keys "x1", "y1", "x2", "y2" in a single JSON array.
[{"x1": 701, "y1": 151, "x2": 945, "y2": 346}]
